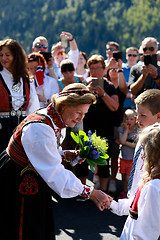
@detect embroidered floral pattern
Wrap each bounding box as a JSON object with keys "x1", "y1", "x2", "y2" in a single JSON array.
[
  {"x1": 19, "y1": 173, "x2": 38, "y2": 195},
  {"x1": 81, "y1": 186, "x2": 93, "y2": 199},
  {"x1": 47, "y1": 103, "x2": 66, "y2": 129}
]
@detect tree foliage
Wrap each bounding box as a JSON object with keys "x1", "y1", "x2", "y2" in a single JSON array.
[{"x1": 0, "y1": 0, "x2": 160, "y2": 59}]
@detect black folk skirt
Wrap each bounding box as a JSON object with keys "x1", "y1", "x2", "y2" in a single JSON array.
[{"x1": 0, "y1": 151, "x2": 55, "y2": 240}]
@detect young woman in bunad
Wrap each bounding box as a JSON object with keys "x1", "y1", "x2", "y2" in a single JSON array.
[
  {"x1": 0, "y1": 83, "x2": 112, "y2": 240},
  {"x1": 108, "y1": 123, "x2": 160, "y2": 240},
  {"x1": 0, "y1": 39, "x2": 40, "y2": 153}
]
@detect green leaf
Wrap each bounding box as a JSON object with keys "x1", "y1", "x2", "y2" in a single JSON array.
[
  {"x1": 70, "y1": 132, "x2": 80, "y2": 145},
  {"x1": 87, "y1": 159, "x2": 96, "y2": 173},
  {"x1": 79, "y1": 146, "x2": 90, "y2": 158},
  {"x1": 79, "y1": 130, "x2": 89, "y2": 142},
  {"x1": 87, "y1": 158, "x2": 108, "y2": 165}
]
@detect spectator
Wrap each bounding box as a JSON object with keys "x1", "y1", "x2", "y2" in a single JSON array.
[
  {"x1": 0, "y1": 39, "x2": 40, "y2": 153},
  {"x1": 32, "y1": 36, "x2": 57, "y2": 79},
  {"x1": 106, "y1": 60, "x2": 128, "y2": 194},
  {"x1": 118, "y1": 109, "x2": 139, "y2": 198},
  {"x1": 105, "y1": 41, "x2": 119, "y2": 65},
  {"x1": 128, "y1": 37, "x2": 160, "y2": 97},
  {"x1": 57, "y1": 59, "x2": 85, "y2": 183},
  {"x1": 0, "y1": 82, "x2": 112, "y2": 239},
  {"x1": 84, "y1": 54, "x2": 119, "y2": 192},
  {"x1": 58, "y1": 59, "x2": 84, "y2": 91},
  {"x1": 109, "y1": 123, "x2": 160, "y2": 240},
  {"x1": 27, "y1": 52, "x2": 59, "y2": 107},
  {"x1": 75, "y1": 51, "x2": 89, "y2": 80},
  {"x1": 122, "y1": 47, "x2": 139, "y2": 109},
  {"x1": 51, "y1": 32, "x2": 79, "y2": 79}
]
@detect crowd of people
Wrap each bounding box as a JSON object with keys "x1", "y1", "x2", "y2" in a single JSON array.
[{"x1": 0, "y1": 33, "x2": 160, "y2": 239}]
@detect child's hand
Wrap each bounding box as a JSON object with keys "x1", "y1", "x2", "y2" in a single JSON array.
[{"x1": 122, "y1": 121, "x2": 129, "y2": 130}]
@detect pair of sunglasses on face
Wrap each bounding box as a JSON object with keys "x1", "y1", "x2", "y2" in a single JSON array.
[
  {"x1": 143, "y1": 46, "x2": 155, "y2": 52},
  {"x1": 34, "y1": 43, "x2": 48, "y2": 49},
  {"x1": 128, "y1": 54, "x2": 138, "y2": 57}
]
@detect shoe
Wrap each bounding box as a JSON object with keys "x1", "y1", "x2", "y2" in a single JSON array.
[
  {"x1": 108, "y1": 179, "x2": 116, "y2": 193},
  {"x1": 118, "y1": 191, "x2": 127, "y2": 199}
]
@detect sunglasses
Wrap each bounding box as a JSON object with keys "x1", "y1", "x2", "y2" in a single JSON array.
[
  {"x1": 106, "y1": 48, "x2": 116, "y2": 52},
  {"x1": 109, "y1": 68, "x2": 119, "y2": 72},
  {"x1": 143, "y1": 47, "x2": 154, "y2": 52},
  {"x1": 56, "y1": 51, "x2": 65, "y2": 56},
  {"x1": 128, "y1": 54, "x2": 138, "y2": 57},
  {"x1": 34, "y1": 43, "x2": 48, "y2": 49}
]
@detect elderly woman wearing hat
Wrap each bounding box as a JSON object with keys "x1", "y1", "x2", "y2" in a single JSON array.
[{"x1": 0, "y1": 83, "x2": 112, "y2": 240}]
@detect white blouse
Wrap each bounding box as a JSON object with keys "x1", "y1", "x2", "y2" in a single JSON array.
[
  {"x1": 35, "y1": 74, "x2": 60, "y2": 107},
  {"x1": 1, "y1": 68, "x2": 40, "y2": 114},
  {"x1": 110, "y1": 179, "x2": 160, "y2": 240},
  {"x1": 21, "y1": 108, "x2": 84, "y2": 198}
]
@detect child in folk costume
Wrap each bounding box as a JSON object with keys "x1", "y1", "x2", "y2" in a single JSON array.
[{"x1": 109, "y1": 123, "x2": 160, "y2": 240}]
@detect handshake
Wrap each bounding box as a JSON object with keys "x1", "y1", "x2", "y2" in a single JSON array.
[{"x1": 90, "y1": 189, "x2": 113, "y2": 211}]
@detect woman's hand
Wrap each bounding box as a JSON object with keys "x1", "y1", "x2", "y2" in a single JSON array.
[
  {"x1": 64, "y1": 150, "x2": 85, "y2": 164},
  {"x1": 90, "y1": 189, "x2": 113, "y2": 211}
]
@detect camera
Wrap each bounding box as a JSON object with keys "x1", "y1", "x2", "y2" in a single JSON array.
[
  {"x1": 91, "y1": 78, "x2": 104, "y2": 89},
  {"x1": 113, "y1": 51, "x2": 122, "y2": 61},
  {"x1": 61, "y1": 35, "x2": 68, "y2": 48},
  {"x1": 144, "y1": 54, "x2": 157, "y2": 67},
  {"x1": 40, "y1": 52, "x2": 52, "y2": 63}
]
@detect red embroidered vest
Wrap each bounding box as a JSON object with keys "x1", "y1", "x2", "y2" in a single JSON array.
[
  {"x1": 6, "y1": 112, "x2": 55, "y2": 167},
  {"x1": 129, "y1": 175, "x2": 160, "y2": 220},
  {"x1": 0, "y1": 74, "x2": 30, "y2": 111}
]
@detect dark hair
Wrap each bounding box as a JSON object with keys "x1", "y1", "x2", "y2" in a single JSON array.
[
  {"x1": 0, "y1": 39, "x2": 29, "y2": 84},
  {"x1": 60, "y1": 59, "x2": 75, "y2": 73},
  {"x1": 27, "y1": 52, "x2": 47, "y2": 71},
  {"x1": 79, "y1": 51, "x2": 88, "y2": 68}
]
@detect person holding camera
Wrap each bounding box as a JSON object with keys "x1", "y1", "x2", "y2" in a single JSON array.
[
  {"x1": 51, "y1": 31, "x2": 79, "y2": 79},
  {"x1": 106, "y1": 59, "x2": 128, "y2": 194},
  {"x1": 83, "y1": 54, "x2": 119, "y2": 192},
  {"x1": 128, "y1": 37, "x2": 160, "y2": 97}
]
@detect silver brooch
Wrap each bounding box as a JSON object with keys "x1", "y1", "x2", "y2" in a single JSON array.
[{"x1": 12, "y1": 83, "x2": 21, "y2": 92}]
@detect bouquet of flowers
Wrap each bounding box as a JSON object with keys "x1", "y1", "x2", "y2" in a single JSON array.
[{"x1": 70, "y1": 130, "x2": 109, "y2": 173}]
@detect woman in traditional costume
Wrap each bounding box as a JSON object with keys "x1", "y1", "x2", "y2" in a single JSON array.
[
  {"x1": 0, "y1": 39, "x2": 40, "y2": 153},
  {"x1": 0, "y1": 83, "x2": 112, "y2": 240}
]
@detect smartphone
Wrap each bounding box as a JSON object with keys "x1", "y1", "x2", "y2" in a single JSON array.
[
  {"x1": 40, "y1": 52, "x2": 52, "y2": 63},
  {"x1": 113, "y1": 51, "x2": 122, "y2": 61},
  {"x1": 61, "y1": 35, "x2": 68, "y2": 48},
  {"x1": 144, "y1": 54, "x2": 157, "y2": 67},
  {"x1": 91, "y1": 78, "x2": 104, "y2": 89}
]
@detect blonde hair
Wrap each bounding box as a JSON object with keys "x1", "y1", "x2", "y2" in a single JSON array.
[
  {"x1": 124, "y1": 108, "x2": 137, "y2": 118},
  {"x1": 51, "y1": 83, "x2": 96, "y2": 114},
  {"x1": 32, "y1": 36, "x2": 48, "y2": 48},
  {"x1": 139, "y1": 123, "x2": 160, "y2": 185},
  {"x1": 126, "y1": 47, "x2": 139, "y2": 54},
  {"x1": 122, "y1": 109, "x2": 138, "y2": 129}
]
